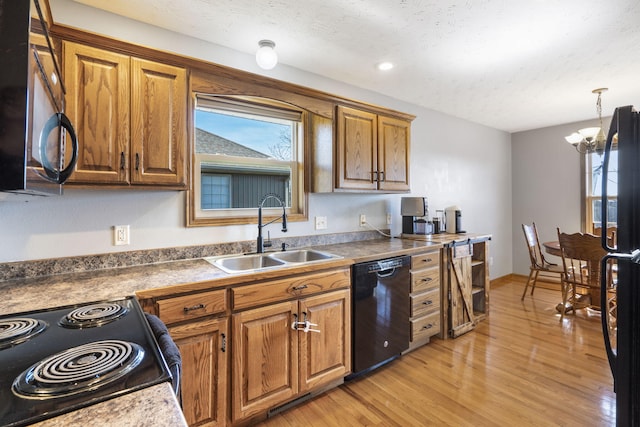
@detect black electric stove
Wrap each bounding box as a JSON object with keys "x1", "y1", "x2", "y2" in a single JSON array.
[{"x1": 0, "y1": 296, "x2": 172, "y2": 427}]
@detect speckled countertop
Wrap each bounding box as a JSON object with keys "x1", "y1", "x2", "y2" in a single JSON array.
[
  {"x1": 0, "y1": 232, "x2": 489, "y2": 427},
  {"x1": 28, "y1": 383, "x2": 186, "y2": 427},
  {"x1": 0, "y1": 235, "x2": 493, "y2": 315}
]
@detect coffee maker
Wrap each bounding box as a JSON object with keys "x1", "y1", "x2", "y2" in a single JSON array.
[{"x1": 401, "y1": 197, "x2": 431, "y2": 235}]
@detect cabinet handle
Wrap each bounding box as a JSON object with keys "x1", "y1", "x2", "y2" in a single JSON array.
[
  {"x1": 183, "y1": 303, "x2": 205, "y2": 313},
  {"x1": 291, "y1": 313, "x2": 299, "y2": 330},
  {"x1": 120, "y1": 152, "x2": 125, "y2": 170},
  {"x1": 221, "y1": 333, "x2": 226, "y2": 353},
  {"x1": 292, "y1": 284, "x2": 308, "y2": 291},
  {"x1": 422, "y1": 300, "x2": 433, "y2": 306},
  {"x1": 423, "y1": 258, "x2": 433, "y2": 263},
  {"x1": 372, "y1": 171, "x2": 378, "y2": 182},
  {"x1": 135, "y1": 153, "x2": 140, "y2": 171},
  {"x1": 421, "y1": 323, "x2": 434, "y2": 330},
  {"x1": 379, "y1": 170, "x2": 385, "y2": 182},
  {"x1": 421, "y1": 277, "x2": 432, "y2": 282}
]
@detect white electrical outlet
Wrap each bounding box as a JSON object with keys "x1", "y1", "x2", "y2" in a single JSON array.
[
  {"x1": 359, "y1": 214, "x2": 366, "y2": 227},
  {"x1": 386, "y1": 213, "x2": 392, "y2": 225},
  {"x1": 113, "y1": 225, "x2": 130, "y2": 246},
  {"x1": 315, "y1": 216, "x2": 327, "y2": 230}
]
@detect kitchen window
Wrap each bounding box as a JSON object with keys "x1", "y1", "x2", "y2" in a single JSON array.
[
  {"x1": 584, "y1": 148, "x2": 618, "y2": 233},
  {"x1": 188, "y1": 95, "x2": 306, "y2": 226}
]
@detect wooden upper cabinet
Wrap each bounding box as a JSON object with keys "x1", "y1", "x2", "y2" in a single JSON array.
[
  {"x1": 336, "y1": 106, "x2": 378, "y2": 190},
  {"x1": 131, "y1": 58, "x2": 186, "y2": 186},
  {"x1": 64, "y1": 43, "x2": 130, "y2": 184},
  {"x1": 377, "y1": 114, "x2": 410, "y2": 192},
  {"x1": 63, "y1": 41, "x2": 187, "y2": 187},
  {"x1": 335, "y1": 105, "x2": 410, "y2": 192}
]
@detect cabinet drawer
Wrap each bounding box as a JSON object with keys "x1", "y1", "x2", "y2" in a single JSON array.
[
  {"x1": 410, "y1": 287, "x2": 440, "y2": 317},
  {"x1": 157, "y1": 289, "x2": 227, "y2": 324},
  {"x1": 411, "y1": 268, "x2": 439, "y2": 293},
  {"x1": 411, "y1": 251, "x2": 440, "y2": 270},
  {"x1": 411, "y1": 312, "x2": 440, "y2": 341},
  {"x1": 232, "y1": 268, "x2": 350, "y2": 311}
]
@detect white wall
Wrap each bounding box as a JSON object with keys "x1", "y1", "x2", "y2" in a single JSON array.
[
  {"x1": 0, "y1": 0, "x2": 513, "y2": 279},
  {"x1": 511, "y1": 117, "x2": 603, "y2": 275}
]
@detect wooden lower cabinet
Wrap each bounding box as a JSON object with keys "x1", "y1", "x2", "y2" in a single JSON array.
[
  {"x1": 406, "y1": 249, "x2": 441, "y2": 352},
  {"x1": 231, "y1": 289, "x2": 351, "y2": 423},
  {"x1": 299, "y1": 290, "x2": 351, "y2": 392},
  {"x1": 231, "y1": 300, "x2": 298, "y2": 422},
  {"x1": 170, "y1": 317, "x2": 228, "y2": 427},
  {"x1": 446, "y1": 239, "x2": 490, "y2": 338}
]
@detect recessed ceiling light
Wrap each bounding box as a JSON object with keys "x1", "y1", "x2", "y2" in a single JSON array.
[{"x1": 377, "y1": 62, "x2": 394, "y2": 71}]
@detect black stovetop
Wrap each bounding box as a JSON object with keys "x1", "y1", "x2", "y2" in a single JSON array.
[{"x1": 0, "y1": 296, "x2": 171, "y2": 427}]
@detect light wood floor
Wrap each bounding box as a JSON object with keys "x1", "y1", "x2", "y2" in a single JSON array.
[{"x1": 256, "y1": 278, "x2": 616, "y2": 426}]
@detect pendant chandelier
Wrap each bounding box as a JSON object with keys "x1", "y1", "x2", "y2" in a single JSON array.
[{"x1": 564, "y1": 88, "x2": 608, "y2": 155}]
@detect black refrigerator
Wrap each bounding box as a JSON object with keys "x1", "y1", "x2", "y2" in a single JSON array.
[{"x1": 600, "y1": 105, "x2": 640, "y2": 426}]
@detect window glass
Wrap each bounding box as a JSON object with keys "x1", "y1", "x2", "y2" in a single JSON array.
[
  {"x1": 190, "y1": 96, "x2": 305, "y2": 224},
  {"x1": 586, "y1": 149, "x2": 617, "y2": 231}
]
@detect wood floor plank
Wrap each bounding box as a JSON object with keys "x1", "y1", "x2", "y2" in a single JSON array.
[{"x1": 256, "y1": 279, "x2": 616, "y2": 426}]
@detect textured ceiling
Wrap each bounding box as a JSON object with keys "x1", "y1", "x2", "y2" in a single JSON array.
[{"x1": 66, "y1": 0, "x2": 640, "y2": 132}]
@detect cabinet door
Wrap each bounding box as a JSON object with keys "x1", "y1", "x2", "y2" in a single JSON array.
[
  {"x1": 63, "y1": 42, "x2": 130, "y2": 184},
  {"x1": 449, "y1": 245, "x2": 476, "y2": 338},
  {"x1": 130, "y1": 58, "x2": 187, "y2": 186},
  {"x1": 335, "y1": 105, "x2": 377, "y2": 190},
  {"x1": 169, "y1": 317, "x2": 228, "y2": 427},
  {"x1": 298, "y1": 289, "x2": 351, "y2": 392},
  {"x1": 377, "y1": 115, "x2": 410, "y2": 191},
  {"x1": 232, "y1": 301, "x2": 298, "y2": 422}
]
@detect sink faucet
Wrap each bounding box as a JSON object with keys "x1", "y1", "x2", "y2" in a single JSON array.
[{"x1": 257, "y1": 193, "x2": 288, "y2": 253}]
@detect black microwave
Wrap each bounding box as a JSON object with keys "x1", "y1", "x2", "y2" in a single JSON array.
[{"x1": 0, "y1": 0, "x2": 77, "y2": 199}]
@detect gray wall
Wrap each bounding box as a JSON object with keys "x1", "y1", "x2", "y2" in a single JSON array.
[
  {"x1": 0, "y1": 0, "x2": 513, "y2": 280},
  {"x1": 511, "y1": 117, "x2": 604, "y2": 275}
]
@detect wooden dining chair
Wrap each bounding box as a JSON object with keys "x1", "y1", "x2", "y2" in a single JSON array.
[
  {"x1": 521, "y1": 223, "x2": 564, "y2": 300},
  {"x1": 593, "y1": 226, "x2": 617, "y2": 247},
  {"x1": 556, "y1": 229, "x2": 610, "y2": 321}
]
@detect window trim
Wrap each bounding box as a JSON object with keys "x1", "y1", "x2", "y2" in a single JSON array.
[{"x1": 187, "y1": 94, "x2": 308, "y2": 227}]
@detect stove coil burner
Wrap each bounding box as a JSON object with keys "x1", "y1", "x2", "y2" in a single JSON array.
[
  {"x1": 0, "y1": 318, "x2": 47, "y2": 350},
  {"x1": 59, "y1": 302, "x2": 128, "y2": 329},
  {"x1": 12, "y1": 340, "x2": 145, "y2": 399}
]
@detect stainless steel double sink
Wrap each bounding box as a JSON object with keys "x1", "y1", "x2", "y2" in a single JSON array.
[{"x1": 204, "y1": 249, "x2": 342, "y2": 274}]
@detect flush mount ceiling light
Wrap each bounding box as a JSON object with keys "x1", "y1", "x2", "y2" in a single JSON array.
[
  {"x1": 377, "y1": 61, "x2": 394, "y2": 71},
  {"x1": 564, "y1": 88, "x2": 608, "y2": 155},
  {"x1": 256, "y1": 40, "x2": 278, "y2": 70}
]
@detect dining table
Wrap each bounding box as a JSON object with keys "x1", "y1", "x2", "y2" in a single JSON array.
[{"x1": 542, "y1": 240, "x2": 561, "y2": 257}]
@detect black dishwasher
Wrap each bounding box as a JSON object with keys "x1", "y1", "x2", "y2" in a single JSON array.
[{"x1": 350, "y1": 256, "x2": 411, "y2": 377}]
